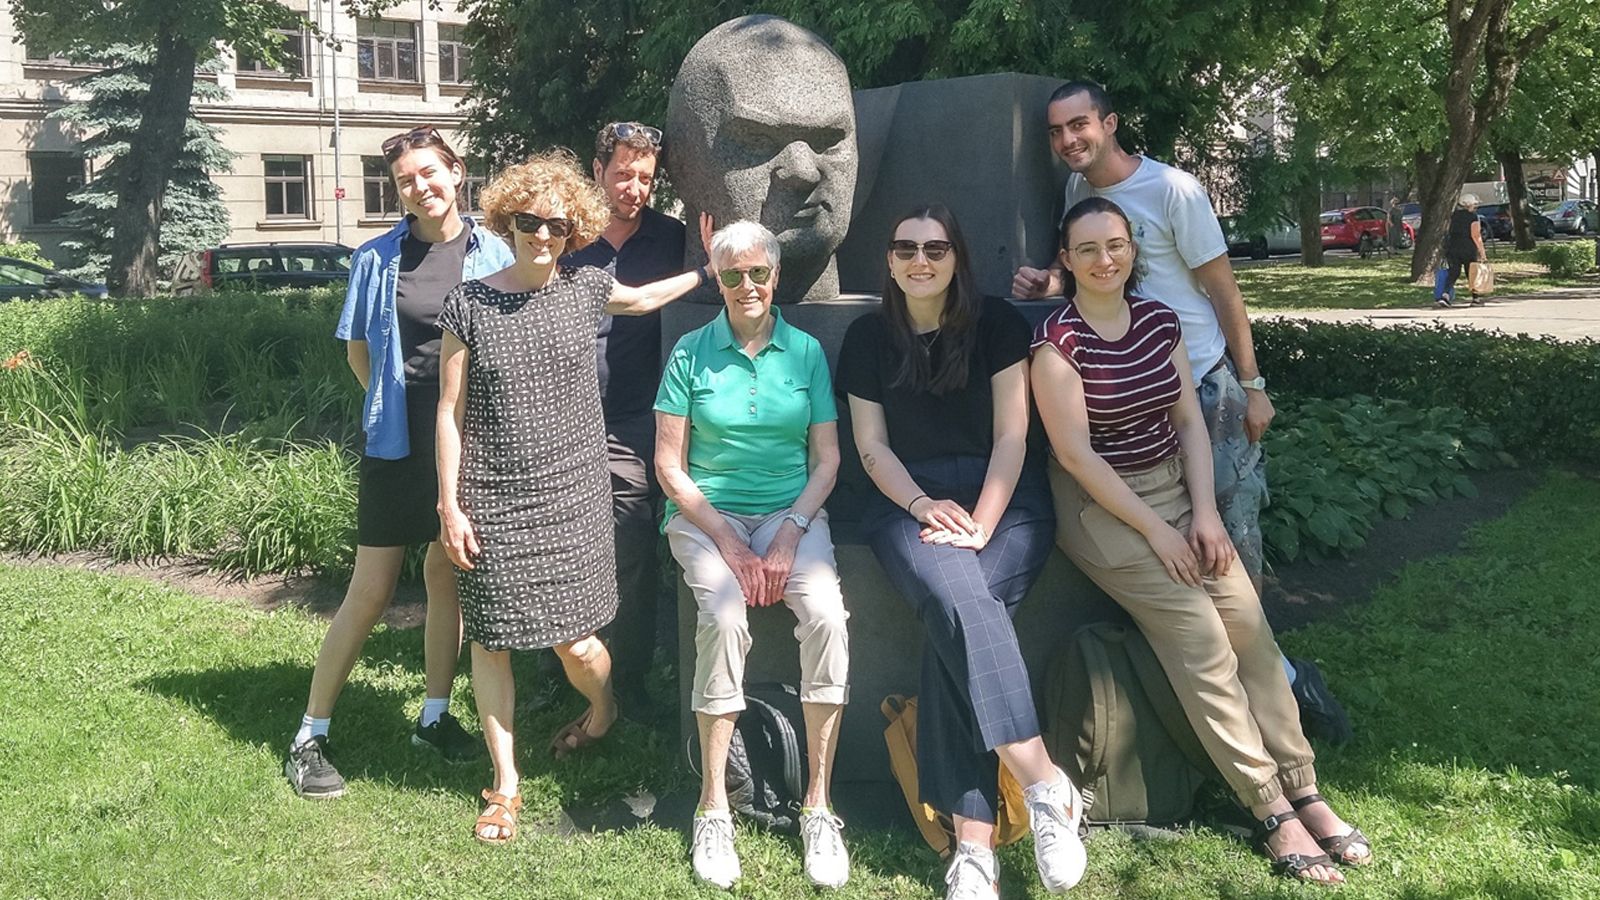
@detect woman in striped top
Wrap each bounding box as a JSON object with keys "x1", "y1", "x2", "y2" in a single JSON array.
[{"x1": 1032, "y1": 197, "x2": 1370, "y2": 886}]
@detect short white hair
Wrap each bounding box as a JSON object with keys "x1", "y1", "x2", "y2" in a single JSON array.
[
  {"x1": 1458, "y1": 192, "x2": 1480, "y2": 209},
  {"x1": 709, "y1": 220, "x2": 781, "y2": 271}
]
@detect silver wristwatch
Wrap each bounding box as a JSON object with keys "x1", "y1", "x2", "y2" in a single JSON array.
[
  {"x1": 1238, "y1": 375, "x2": 1267, "y2": 391},
  {"x1": 783, "y1": 512, "x2": 812, "y2": 532}
]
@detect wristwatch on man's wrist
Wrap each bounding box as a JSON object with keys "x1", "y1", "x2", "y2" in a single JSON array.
[
  {"x1": 783, "y1": 512, "x2": 812, "y2": 532},
  {"x1": 1238, "y1": 375, "x2": 1267, "y2": 392}
]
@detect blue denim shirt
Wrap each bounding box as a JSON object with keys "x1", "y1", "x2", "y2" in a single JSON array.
[{"x1": 336, "y1": 215, "x2": 515, "y2": 459}]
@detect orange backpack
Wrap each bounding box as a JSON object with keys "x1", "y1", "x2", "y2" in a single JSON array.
[{"x1": 881, "y1": 694, "x2": 1030, "y2": 857}]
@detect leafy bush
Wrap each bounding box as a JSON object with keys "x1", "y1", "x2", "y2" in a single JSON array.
[
  {"x1": 1534, "y1": 240, "x2": 1596, "y2": 278},
  {"x1": 0, "y1": 290, "x2": 355, "y2": 444},
  {"x1": 1, "y1": 241, "x2": 52, "y2": 267},
  {"x1": 1260, "y1": 395, "x2": 1507, "y2": 563},
  {"x1": 1255, "y1": 320, "x2": 1600, "y2": 463}
]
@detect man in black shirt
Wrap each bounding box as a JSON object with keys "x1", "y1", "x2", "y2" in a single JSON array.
[{"x1": 563, "y1": 122, "x2": 686, "y2": 717}]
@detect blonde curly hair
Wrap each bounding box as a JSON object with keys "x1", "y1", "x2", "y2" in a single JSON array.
[{"x1": 479, "y1": 149, "x2": 610, "y2": 254}]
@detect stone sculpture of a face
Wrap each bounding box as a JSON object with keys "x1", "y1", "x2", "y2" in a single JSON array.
[{"x1": 666, "y1": 15, "x2": 858, "y2": 303}]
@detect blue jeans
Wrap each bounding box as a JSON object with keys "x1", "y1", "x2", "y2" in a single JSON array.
[{"x1": 1196, "y1": 357, "x2": 1269, "y2": 582}]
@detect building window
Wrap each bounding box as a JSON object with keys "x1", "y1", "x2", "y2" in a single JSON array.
[
  {"x1": 264, "y1": 155, "x2": 312, "y2": 218},
  {"x1": 362, "y1": 156, "x2": 402, "y2": 218},
  {"x1": 461, "y1": 165, "x2": 487, "y2": 213},
  {"x1": 357, "y1": 19, "x2": 418, "y2": 82},
  {"x1": 438, "y1": 24, "x2": 469, "y2": 84},
  {"x1": 238, "y1": 28, "x2": 307, "y2": 77},
  {"x1": 28, "y1": 152, "x2": 86, "y2": 224}
]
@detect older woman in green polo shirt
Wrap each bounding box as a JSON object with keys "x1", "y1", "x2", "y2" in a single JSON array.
[{"x1": 655, "y1": 220, "x2": 851, "y2": 891}]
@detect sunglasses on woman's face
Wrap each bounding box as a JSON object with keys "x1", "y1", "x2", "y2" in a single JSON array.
[
  {"x1": 888, "y1": 240, "x2": 954, "y2": 261},
  {"x1": 717, "y1": 266, "x2": 773, "y2": 288},
  {"x1": 512, "y1": 213, "x2": 574, "y2": 238}
]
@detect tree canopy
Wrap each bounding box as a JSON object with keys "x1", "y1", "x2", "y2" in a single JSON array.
[
  {"x1": 455, "y1": 0, "x2": 1313, "y2": 171},
  {"x1": 12, "y1": 0, "x2": 298, "y2": 296}
]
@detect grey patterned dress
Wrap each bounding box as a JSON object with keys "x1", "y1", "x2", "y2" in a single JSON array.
[{"x1": 437, "y1": 268, "x2": 618, "y2": 650}]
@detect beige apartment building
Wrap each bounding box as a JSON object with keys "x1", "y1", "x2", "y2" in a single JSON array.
[{"x1": 0, "y1": 0, "x2": 478, "y2": 266}]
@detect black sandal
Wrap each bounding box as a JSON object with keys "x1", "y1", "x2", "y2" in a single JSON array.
[
  {"x1": 1256, "y1": 810, "x2": 1339, "y2": 883},
  {"x1": 1291, "y1": 793, "x2": 1373, "y2": 865}
]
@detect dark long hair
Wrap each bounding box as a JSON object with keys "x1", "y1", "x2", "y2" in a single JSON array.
[
  {"x1": 1059, "y1": 196, "x2": 1143, "y2": 298},
  {"x1": 881, "y1": 204, "x2": 982, "y2": 396}
]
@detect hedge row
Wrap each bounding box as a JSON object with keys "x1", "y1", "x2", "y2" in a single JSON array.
[{"x1": 1254, "y1": 319, "x2": 1600, "y2": 464}]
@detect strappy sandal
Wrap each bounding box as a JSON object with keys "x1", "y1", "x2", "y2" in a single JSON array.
[
  {"x1": 474, "y1": 789, "x2": 522, "y2": 845},
  {"x1": 549, "y1": 708, "x2": 606, "y2": 760},
  {"x1": 1256, "y1": 810, "x2": 1340, "y2": 884},
  {"x1": 1291, "y1": 793, "x2": 1373, "y2": 866}
]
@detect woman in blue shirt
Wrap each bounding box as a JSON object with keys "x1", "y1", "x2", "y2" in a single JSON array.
[{"x1": 283, "y1": 127, "x2": 515, "y2": 800}]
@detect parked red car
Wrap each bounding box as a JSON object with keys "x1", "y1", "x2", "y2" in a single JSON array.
[{"x1": 1320, "y1": 206, "x2": 1414, "y2": 251}]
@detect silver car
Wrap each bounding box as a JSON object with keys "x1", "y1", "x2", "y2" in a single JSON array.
[
  {"x1": 1542, "y1": 199, "x2": 1599, "y2": 235},
  {"x1": 1221, "y1": 213, "x2": 1303, "y2": 259}
]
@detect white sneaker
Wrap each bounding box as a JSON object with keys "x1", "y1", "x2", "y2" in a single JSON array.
[
  {"x1": 1023, "y1": 768, "x2": 1087, "y2": 893},
  {"x1": 800, "y1": 807, "x2": 850, "y2": 888},
  {"x1": 944, "y1": 841, "x2": 999, "y2": 900},
  {"x1": 690, "y1": 809, "x2": 741, "y2": 889}
]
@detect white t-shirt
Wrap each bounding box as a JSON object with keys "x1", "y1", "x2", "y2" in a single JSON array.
[{"x1": 1062, "y1": 156, "x2": 1229, "y2": 380}]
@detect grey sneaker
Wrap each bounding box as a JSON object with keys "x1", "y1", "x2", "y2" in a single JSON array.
[
  {"x1": 944, "y1": 841, "x2": 999, "y2": 900},
  {"x1": 800, "y1": 807, "x2": 850, "y2": 888},
  {"x1": 285, "y1": 735, "x2": 345, "y2": 799},
  {"x1": 690, "y1": 809, "x2": 741, "y2": 889},
  {"x1": 1023, "y1": 768, "x2": 1087, "y2": 893},
  {"x1": 412, "y1": 711, "x2": 484, "y2": 763}
]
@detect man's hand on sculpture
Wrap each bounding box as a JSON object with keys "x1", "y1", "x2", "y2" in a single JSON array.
[{"x1": 1012, "y1": 266, "x2": 1054, "y2": 299}]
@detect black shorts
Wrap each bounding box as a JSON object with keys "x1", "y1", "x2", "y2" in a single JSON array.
[{"x1": 356, "y1": 384, "x2": 441, "y2": 547}]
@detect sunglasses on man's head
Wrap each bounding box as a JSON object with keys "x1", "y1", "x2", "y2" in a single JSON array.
[
  {"x1": 605, "y1": 122, "x2": 664, "y2": 148},
  {"x1": 381, "y1": 126, "x2": 440, "y2": 157},
  {"x1": 717, "y1": 266, "x2": 773, "y2": 288},
  {"x1": 512, "y1": 213, "x2": 574, "y2": 238},
  {"x1": 888, "y1": 240, "x2": 954, "y2": 261}
]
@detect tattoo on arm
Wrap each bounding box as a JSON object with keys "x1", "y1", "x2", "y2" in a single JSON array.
[{"x1": 862, "y1": 452, "x2": 876, "y2": 473}]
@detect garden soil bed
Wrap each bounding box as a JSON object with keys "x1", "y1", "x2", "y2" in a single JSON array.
[{"x1": 3, "y1": 466, "x2": 1546, "y2": 635}]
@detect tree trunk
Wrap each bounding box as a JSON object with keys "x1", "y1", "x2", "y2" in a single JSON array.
[
  {"x1": 1290, "y1": 118, "x2": 1325, "y2": 266},
  {"x1": 106, "y1": 33, "x2": 197, "y2": 298},
  {"x1": 1295, "y1": 174, "x2": 1324, "y2": 266},
  {"x1": 1498, "y1": 144, "x2": 1534, "y2": 250}
]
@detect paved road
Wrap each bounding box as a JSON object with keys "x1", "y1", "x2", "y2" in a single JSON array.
[{"x1": 1252, "y1": 284, "x2": 1600, "y2": 342}]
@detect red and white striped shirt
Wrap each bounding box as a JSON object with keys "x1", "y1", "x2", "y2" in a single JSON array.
[{"x1": 1032, "y1": 295, "x2": 1185, "y2": 471}]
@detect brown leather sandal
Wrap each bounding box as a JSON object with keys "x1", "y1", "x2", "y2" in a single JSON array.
[
  {"x1": 549, "y1": 708, "x2": 606, "y2": 760},
  {"x1": 474, "y1": 789, "x2": 522, "y2": 845},
  {"x1": 1256, "y1": 811, "x2": 1340, "y2": 884},
  {"x1": 1290, "y1": 793, "x2": 1373, "y2": 865}
]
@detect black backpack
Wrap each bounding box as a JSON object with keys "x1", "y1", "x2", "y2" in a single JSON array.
[
  {"x1": 1042, "y1": 622, "x2": 1222, "y2": 826},
  {"x1": 687, "y1": 682, "x2": 808, "y2": 832}
]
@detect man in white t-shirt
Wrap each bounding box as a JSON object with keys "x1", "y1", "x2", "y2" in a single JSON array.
[{"x1": 1014, "y1": 81, "x2": 1351, "y2": 743}]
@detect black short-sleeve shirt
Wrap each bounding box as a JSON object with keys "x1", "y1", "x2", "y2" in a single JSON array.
[
  {"x1": 836, "y1": 296, "x2": 1032, "y2": 463},
  {"x1": 561, "y1": 205, "x2": 687, "y2": 422},
  {"x1": 395, "y1": 218, "x2": 472, "y2": 385}
]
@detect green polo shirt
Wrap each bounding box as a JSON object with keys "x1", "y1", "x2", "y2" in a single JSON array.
[{"x1": 655, "y1": 308, "x2": 837, "y2": 526}]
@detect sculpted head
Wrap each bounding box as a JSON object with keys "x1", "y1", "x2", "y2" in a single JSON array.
[{"x1": 666, "y1": 15, "x2": 858, "y2": 303}]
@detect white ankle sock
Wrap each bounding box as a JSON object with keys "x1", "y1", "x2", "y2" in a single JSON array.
[
  {"x1": 293, "y1": 714, "x2": 330, "y2": 749},
  {"x1": 1282, "y1": 656, "x2": 1298, "y2": 685},
  {"x1": 420, "y1": 697, "x2": 449, "y2": 728}
]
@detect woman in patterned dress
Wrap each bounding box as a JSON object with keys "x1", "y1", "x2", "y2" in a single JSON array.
[{"x1": 435, "y1": 150, "x2": 709, "y2": 844}]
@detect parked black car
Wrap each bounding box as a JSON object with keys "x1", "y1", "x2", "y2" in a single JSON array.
[
  {"x1": 0, "y1": 256, "x2": 108, "y2": 300},
  {"x1": 171, "y1": 242, "x2": 353, "y2": 295},
  {"x1": 1476, "y1": 203, "x2": 1555, "y2": 241}
]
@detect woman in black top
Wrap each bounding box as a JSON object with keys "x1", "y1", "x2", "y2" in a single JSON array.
[
  {"x1": 836, "y1": 205, "x2": 1086, "y2": 898},
  {"x1": 1441, "y1": 193, "x2": 1487, "y2": 307}
]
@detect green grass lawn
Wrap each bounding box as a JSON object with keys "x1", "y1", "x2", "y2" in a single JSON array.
[
  {"x1": 1237, "y1": 247, "x2": 1595, "y2": 312},
  {"x1": 4, "y1": 470, "x2": 1600, "y2": 898}
]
